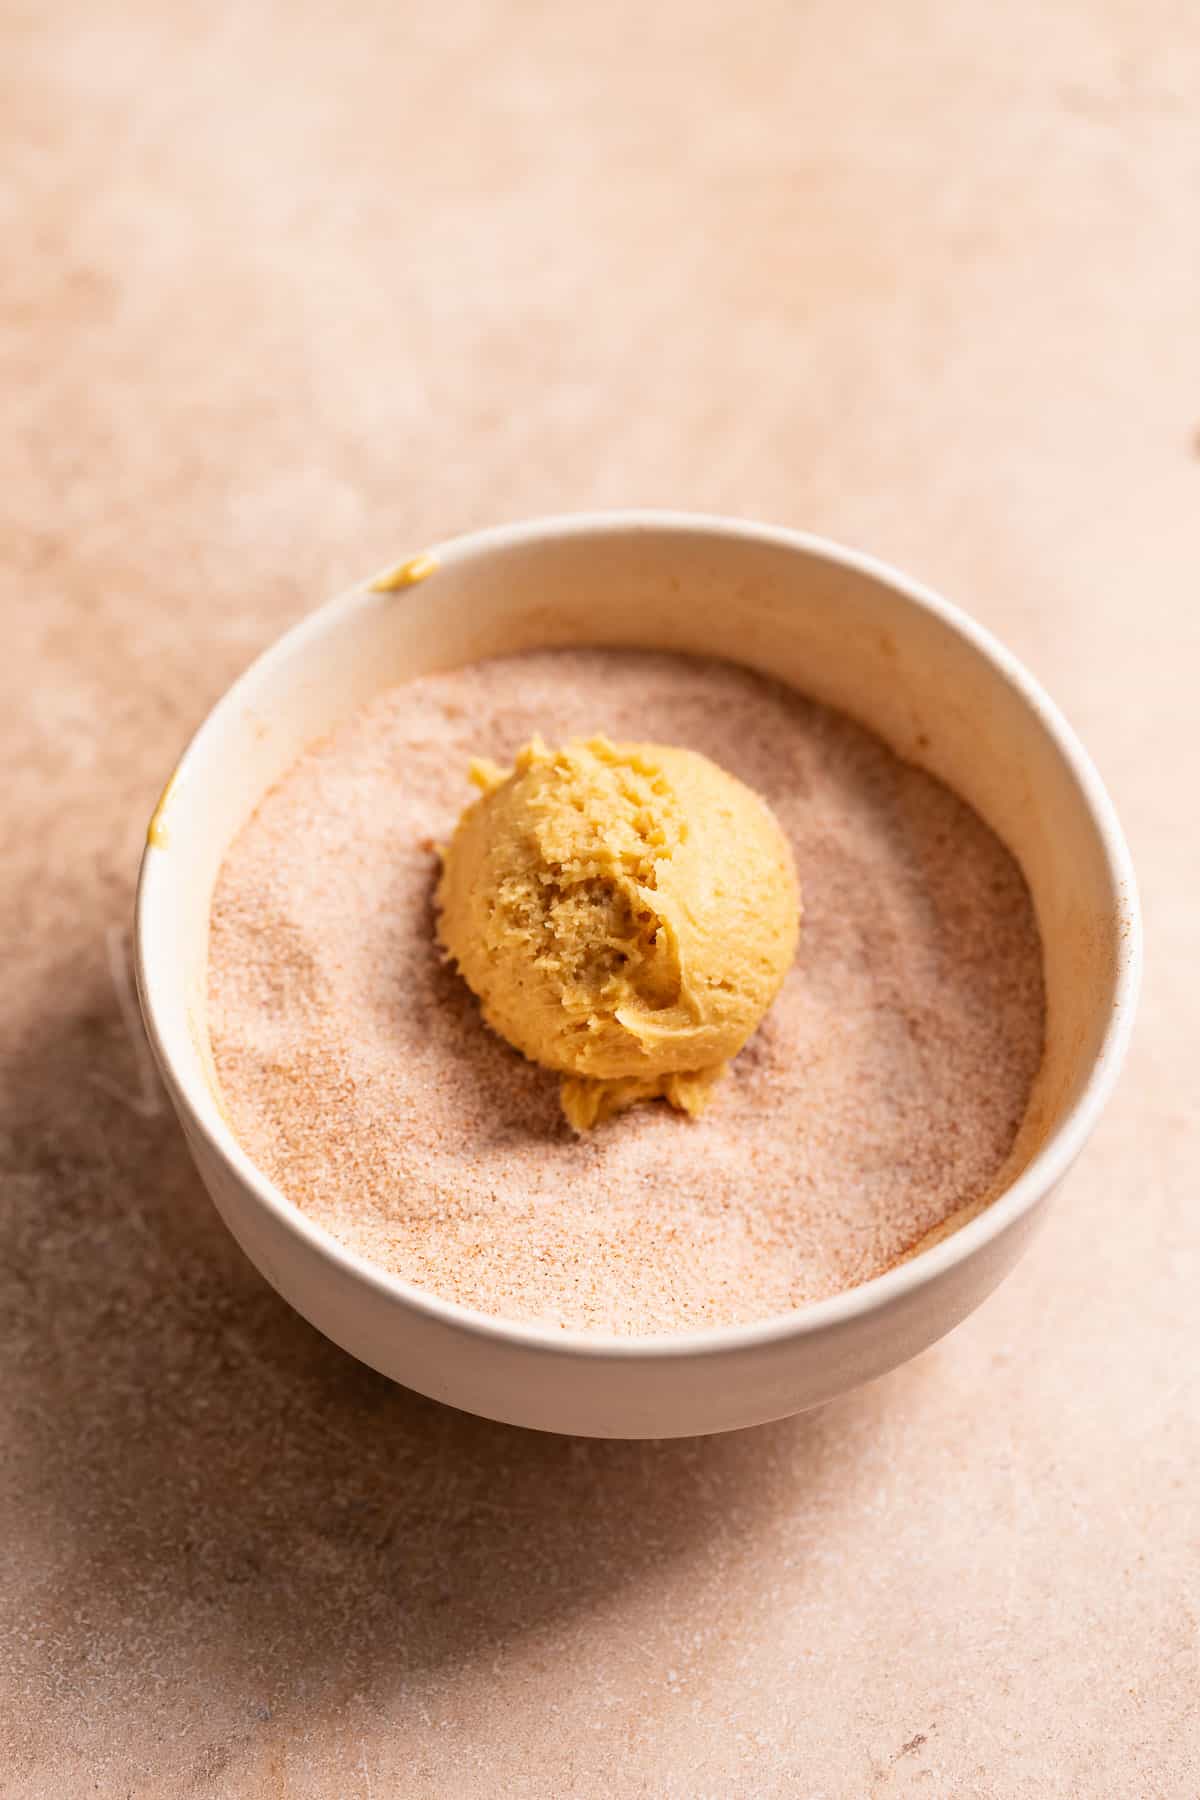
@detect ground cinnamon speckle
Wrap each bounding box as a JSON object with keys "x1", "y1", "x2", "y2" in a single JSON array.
[{"x1": 208, "y1": 649, "x2": 1045, "y2": 1335}]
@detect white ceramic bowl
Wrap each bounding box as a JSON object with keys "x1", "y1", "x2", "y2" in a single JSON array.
[{"x1": 135, "y1": 513, "x2": 1140, "y2": 1438}]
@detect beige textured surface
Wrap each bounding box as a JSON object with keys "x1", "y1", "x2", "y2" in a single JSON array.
[{"x1": 3, "y1": 1, "x2": 1197, "y2": 1794}]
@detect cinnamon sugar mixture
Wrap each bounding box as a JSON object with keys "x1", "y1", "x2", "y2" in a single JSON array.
[{"x1": 208, "y1": 650, "x2": 1044, "y2": 1335}]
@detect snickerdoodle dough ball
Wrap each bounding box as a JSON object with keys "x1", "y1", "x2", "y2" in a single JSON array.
[{"x1": 436, "y1": 735, "x2": 800, "y2": 1129}]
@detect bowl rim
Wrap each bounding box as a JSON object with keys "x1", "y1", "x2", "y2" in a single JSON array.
[{"x1": 135, "y1": 509, "x2": 1143, "y2": 1363}]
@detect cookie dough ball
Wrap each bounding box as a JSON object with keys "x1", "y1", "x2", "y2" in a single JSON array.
[{"x1": 436, "y1": 736, "x2": 800, "y2": 1130}]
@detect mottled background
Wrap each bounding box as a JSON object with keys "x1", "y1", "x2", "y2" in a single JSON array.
[{"x1": 3, "y1": 2, "x2": 1197, "y2": 1794}]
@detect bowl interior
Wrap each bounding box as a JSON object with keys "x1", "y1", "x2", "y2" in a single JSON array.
[{"x1": 139, "y1": 516, "x2": 1136, "y2": 1289}]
